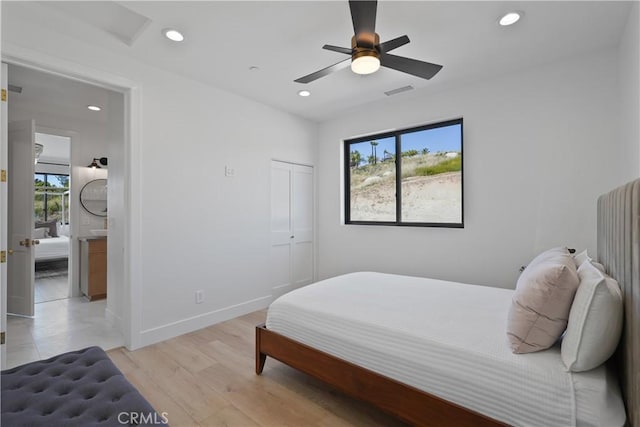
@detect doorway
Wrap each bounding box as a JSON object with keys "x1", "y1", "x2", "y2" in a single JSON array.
[
  {"x1": 3, "y1": 63, "x2": 126, "y2": 368},
  {"x1": 34, "y1": 133, "x2": 71, "y2": 304}
]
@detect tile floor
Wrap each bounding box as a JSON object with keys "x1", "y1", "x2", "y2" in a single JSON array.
[
  {"x1": 5, "y1": 297, "x2": 124, "y2": 369},
  {"x1": 34, "y1": 273, "x2": 69, "y2": 304}
]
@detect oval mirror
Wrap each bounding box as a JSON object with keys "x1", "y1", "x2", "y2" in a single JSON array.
[{"x1": 80, "y1": 179, "x2": 107, "y2": 217}]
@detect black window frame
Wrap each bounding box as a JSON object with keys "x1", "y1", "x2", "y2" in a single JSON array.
[
  {"x1": 344, "y1": 118, "x2": 463, "y2": 228},
  {"x1": 35, "y1": 172, "x2": 70, "y2": 223}
]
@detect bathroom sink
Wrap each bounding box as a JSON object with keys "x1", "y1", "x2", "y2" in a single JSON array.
[{"x1": 90, "y1": 229, "x2": 108, "y2": 237}]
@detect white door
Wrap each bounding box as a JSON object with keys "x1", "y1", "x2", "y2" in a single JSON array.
[
  {"x1": 1, "y1": 63, "x2": 8, "y2": 367},
  {"x1": 7, "y1": 120, "x2": 36, "y2": 317},
  {"x1": 292, "y1": 165, "x2": 314, "y2": 287},
  {"x1": 270, "y1": 160, "x2": 314, "y2": 299}
]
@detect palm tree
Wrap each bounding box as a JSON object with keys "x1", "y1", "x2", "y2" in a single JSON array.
[
  {"x1": 370, "y1": 140, "x2": 379, "y2": 165},
  {"x1": 350, "y1": 150, "x2": 362, "y2": 168}
]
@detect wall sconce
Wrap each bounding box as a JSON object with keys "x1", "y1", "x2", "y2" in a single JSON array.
[{"x1": 87, "y1": 157, "x2": 108, "y2": 168}]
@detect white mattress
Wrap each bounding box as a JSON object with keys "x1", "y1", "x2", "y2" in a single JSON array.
[
  {"x1": 35, "y1": 236, "x2": 69, "y2": 261},
  {"x1": 266, "y1": 272, "x2": 626, "y2": 427}
]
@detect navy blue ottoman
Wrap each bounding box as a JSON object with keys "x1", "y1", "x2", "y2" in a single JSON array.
[{"x1": 2, "y1": 346, "x2": 166, "y2": 426}]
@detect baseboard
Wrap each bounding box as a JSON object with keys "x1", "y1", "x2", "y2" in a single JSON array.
[
  {"x1": 138, "y1": 296, "x2": 272, "y2": 348},
  {"x1": 271, "y1": 283, "x2": 294, "y2": 301}
]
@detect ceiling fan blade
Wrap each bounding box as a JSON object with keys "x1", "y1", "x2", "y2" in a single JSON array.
[
  {"x1": 349, "y1": 0, "x2": 377, "y2": 37},
  {"x1": 294, "y1": 58, "x2": 351, "y2": 84},
  {"x1": 378, "y1": 35, "x2": 410, "y2": 53},
  {"x1": 380, "y1": 53, "x2": 443, "y2": 80},
  {"x1": 322, "y1": 44, "x2": 352, "y2": 55}
]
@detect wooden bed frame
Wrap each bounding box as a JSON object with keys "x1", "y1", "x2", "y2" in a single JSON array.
[
  {"x1": 255, "y1": 324, "x2": 505, "y2": 426},
  {"x1": 256, "y1": 178, "x2": 639, "y2": 427}
]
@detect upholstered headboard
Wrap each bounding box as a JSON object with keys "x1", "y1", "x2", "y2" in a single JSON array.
[{"x1": 598, "y1": 178, "x2": 640, "y2": 427}]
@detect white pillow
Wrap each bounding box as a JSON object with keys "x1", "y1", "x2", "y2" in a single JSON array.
[
  {"x1": 572, "y1": 249, "x2": 591, "y2": 268},
  {"x1": 591, "y1": 261, "x2": 606, "y2": 274},
  {"x1": 57, "y1": 222, "x2": 70, "y2": 237},
  {"x1": 33, "y1": 227, "x2": 49, "y2": 239},
  {"x1": 561, "y1": 261, "x2": 623, "y2": 372}
]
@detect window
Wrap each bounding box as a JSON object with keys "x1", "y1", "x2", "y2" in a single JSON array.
[
  {"x1": 344, "y1": 118, "x2": 463, "y2": 227},
  {"x1": 35, "y1": 173, "x2": 69, "y2": 223}
]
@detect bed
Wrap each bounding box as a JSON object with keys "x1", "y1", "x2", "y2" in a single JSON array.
[
  {"x1": 35, "y1": 236, "x2": 69, "y2": 262},
  {"x1": 256, "y1": 178, "x2": 639, "y2": 427}
]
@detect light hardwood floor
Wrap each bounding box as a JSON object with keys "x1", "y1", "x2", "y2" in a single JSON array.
[{"x1": 108, "y1": 310, "x2": 407, "y2": 427}]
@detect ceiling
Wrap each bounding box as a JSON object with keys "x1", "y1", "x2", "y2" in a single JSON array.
[
  {"x1": 7, "y1": 63, "x2": 114, "y2": 126},
  {"x1": 35, "y1": 133, "x2": 71, "y2": 164},
  {"x1": 4, "y1": 1, "x2": 633, "y2": 122}
]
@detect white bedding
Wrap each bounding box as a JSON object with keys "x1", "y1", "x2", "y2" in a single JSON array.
[
  {"x1": 35, "y1": 236, "x2": 69, "y2": 261},
  {"x1": 266, "y1": 272, "x2": 625, "y2": 427}
]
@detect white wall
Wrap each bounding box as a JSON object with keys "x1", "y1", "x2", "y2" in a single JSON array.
[
  {"x1": 2, "y1": 3, "x2": 317, "y2": 347},
  {"x1": 618, "y1": 2, "x2": 640, "y2": 179},
  {"x1": 317, "y1": 48, "x2": 628, "y2": 289}
]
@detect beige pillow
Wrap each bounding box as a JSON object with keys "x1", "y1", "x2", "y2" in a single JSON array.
[
  {"x1": 507, "y1": 248, "x2": 580, "y2": 353},
  {"x1": 561, "y1": 261, "x2": 623, "y2": 371}
]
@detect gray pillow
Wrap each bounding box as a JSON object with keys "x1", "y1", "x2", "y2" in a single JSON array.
[{"x1": 35, "y1": 219, "x2": 58, "y2": 237}]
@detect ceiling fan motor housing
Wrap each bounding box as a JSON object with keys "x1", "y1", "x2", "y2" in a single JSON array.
[{"x1": 351, "y1": 33, "x2": 380, "y2": 61}]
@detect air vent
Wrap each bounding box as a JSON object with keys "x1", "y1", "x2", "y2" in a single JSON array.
[{"x1": 384, "y1": 85, "x2": 414, "y2": 96}]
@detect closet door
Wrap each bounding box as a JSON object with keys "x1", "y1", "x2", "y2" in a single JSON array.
[
  {"x1": 292, "y1": 165, "x2": 313, "y2": 287},
  {"x1": 270, "y1": 160, "x2": 313, "y2": 299}
]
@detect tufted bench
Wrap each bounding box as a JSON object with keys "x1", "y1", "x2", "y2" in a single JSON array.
[{"x1": 1, "y1": 346, "x2": 166, "y2": 426}]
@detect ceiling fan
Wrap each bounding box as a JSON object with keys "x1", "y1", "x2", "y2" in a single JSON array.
[{"x1": 294, "y1": 0, "x2": 443, "y2": 84}]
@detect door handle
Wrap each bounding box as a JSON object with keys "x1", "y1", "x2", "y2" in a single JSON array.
[{"x1": 18, "y1": 239, "x2": 40, "y2": 247}]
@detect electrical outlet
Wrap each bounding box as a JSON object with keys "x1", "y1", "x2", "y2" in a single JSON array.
[
  {"x1": 195, "y1": 290, "x2": 204, "y2": 304},
  {"x1": 224, "y1": 165, "x2": 235, "y2": 177}
]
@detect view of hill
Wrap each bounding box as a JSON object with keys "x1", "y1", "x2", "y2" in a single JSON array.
[{"x1": 349, "y1": 152, "x2": 462, "y2": 223}]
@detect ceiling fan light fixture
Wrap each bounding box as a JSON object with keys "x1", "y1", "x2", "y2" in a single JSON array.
[
  {"x1": 351, "y1": 52, "x2": 380, "y2": 75},
  {"x1": 499, "y1": 11, "x2": 522, "y2": 26}
]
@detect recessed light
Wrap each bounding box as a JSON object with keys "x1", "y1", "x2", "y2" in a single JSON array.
[
  {"x1": 163, "y1": 28, "x2": 184, "y2": 42},
  {"x1": 249, "y1": 66, "x2": 260, "y2": 71},
  {"x1": 499, "y1": 11, "x2": 523, "y2": 26},
  {"x1": 87, "y1": 105, "x2": 102, "y2": 111},
  {"x1": 298, "y1": 90, "x2": 311, "y2": 97}
]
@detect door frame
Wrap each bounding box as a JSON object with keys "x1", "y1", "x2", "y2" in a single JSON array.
[
  {"x1": 1, "y1": 45, "x2": 143, "y2": 349},
  {"x1": 1, "y1": 63, "x2": 8, "y2": 367}
]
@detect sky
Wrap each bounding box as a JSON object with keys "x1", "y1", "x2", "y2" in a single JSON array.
[{"x1": 349, "y1": 123, "x2": 461, "y2": 164}]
